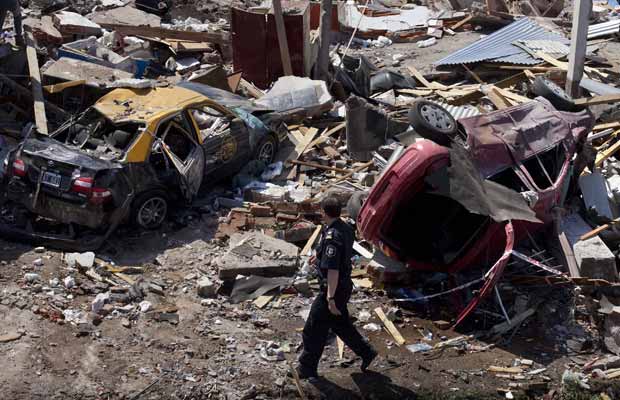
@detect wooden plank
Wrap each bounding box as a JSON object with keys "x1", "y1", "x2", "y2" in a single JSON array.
[
  {"x1": 304, "y1": 122, "x2": 346, "y2": 153},
  {"x1": 253, "y1": 295, "x2": 275, "y2": 309},
  {"x1": 322, "y1": 160, "x2": 373, "y2": 191},
  {"x1": 287, "y1": 160, "x2": 349, "y2": 174},
  {"x1": 494, "y1": 87, "x2": 531, "y2": 103},
  {"x1": 301, "y1": 224, "x2": 322, "y2": 256},
  {"x1": 24, "y1": 27, "x2": 47, "y2": 135},
  {"x1": 97, "y1": 23, "x2": 228, "y2": 46},
  {"x1": 461, "y1": 63, "x2": 484, "y2": 84},
  {"x1": 595, "y1": 139, "x2": 620, "y2": 168},
  {"x1": 407, "y1": 65, "x2": 448, "y2": 90},
  {"x1": 337, "y1": 337, "x2": 345, "y2": 359},
  {"x1": 574, "y1": 94, "x2": 620, "y2": 106},
  {"x1": 486, "y1": 86, "x2": 512, "y2": 109},
  {"x1": 594, "y1": 121, "x2": 620, "y2": 131},
  {"x1": 450, "y1": 14, "x2": 473, "y2": 30},
  {"x1": 374, "y1": 307, "x2": 405, "y2": 346},
  {"x1": 272, "y1": 0, "x2": 293, "y2": 76},
  {"x1": 579, "y1": 217, "x2": 620, "y2": 241}
]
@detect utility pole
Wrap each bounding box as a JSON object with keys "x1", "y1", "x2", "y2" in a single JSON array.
[
  {"x1": 272, "y1": 0, "x2": 293, "y2": 76},
  {"x1": 316, "y1": 0, "x2": 332, "y2": 81},
  {"x1": 566, "y1": 0, "x2": 592, "y2": 97}
]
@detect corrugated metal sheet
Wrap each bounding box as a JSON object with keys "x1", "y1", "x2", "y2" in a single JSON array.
[
  {"x1": 431, "y1": 100, "x2": 480, "y2": 120},
  {"x1": 519, "y1": 39, "x2": 569, "y2": 56},
  {"x1": 435, "y1": 18, "x2": 568, "y2": 66},
  {"x1": 588, "y1": 19, "x2": 620, "y2": 39}
]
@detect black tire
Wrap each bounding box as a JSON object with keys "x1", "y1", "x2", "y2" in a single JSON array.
[
  {"x1": 532, "y1": 76, "x2": 582, "y2": 112},
  {"x1": 131, "y1": 190, "x2": 168, "y2": 230},
  {"x1": 255, "y1": 134, "x2": 278, "y2": 164},
  {"x1": 347, "y1": 191, "x2": 367, "y2": 222},
  {"x1": 408, "y1": 100, "x2": 457, "y2": 147}
]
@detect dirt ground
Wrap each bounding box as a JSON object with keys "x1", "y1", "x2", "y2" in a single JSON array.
[{"x1": 0, "y1": 231, "x2": 577, "y2": 400}]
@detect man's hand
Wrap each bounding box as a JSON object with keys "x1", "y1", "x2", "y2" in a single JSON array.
[
  {"x1": 309, "y1": 255, "x2": 317, "y2": 266},
  {"x1": 328, "y1": 299, "x2": 342, "y2": 316}
]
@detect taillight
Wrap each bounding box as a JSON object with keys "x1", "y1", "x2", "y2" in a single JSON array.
[
  {"x1": 13, "y1": 159, "x2": 26, "y2": 177},
  {"x1": 90, "y1": 187, "x2": 112, "y2": 205},
  {"x1": 71, "y1": 177, "x2": 93, "y2": 195},
  {"x1": 72, "y1": 177, "x2": 112, "y2": 204}
]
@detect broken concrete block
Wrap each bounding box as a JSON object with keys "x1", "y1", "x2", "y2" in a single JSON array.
[
  {"x1": 90, "y1": 5, "x2": 161, "y2": 28},
  {"x1": 218, "y1": 232, "x2": 299, "y2": 280},
  {"x1": 580, "y1": 172, "x2": 614, "y2": 219},
  {"x1": 197, "y1": 277, "x2": 218, "y2": 298},
  {"x1": 53, "y1": 11, "x2": 102, "y2": 40},
  {"x1": 293, "y1": 279, "x2": 312, "y2": 296},
  {"x1": 561, "y1": 213, "x2": 618, "y2": 282},
  {"x1": 276, "y1": 222, "x2": 317, "y2": 243},
  {"x1": 64, "y1": 252, "x2": 95, "y2": 268},
  {"x1": 250, "y1": 205, "x2": 272, "y2": 217},
  {"x1": 433, "y1": 320, "x2": 451, "y2": 330}
]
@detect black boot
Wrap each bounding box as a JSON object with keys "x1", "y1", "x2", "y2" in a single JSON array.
[{"x1": 361, "y1": 349, "x2": 377, "y2": 372}]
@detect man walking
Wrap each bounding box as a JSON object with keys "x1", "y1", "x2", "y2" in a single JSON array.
[{"x1": 296, "y1": 195, "x2": 377, "y2": 379}]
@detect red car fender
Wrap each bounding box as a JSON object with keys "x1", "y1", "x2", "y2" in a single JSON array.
[{"x1": 453, "y1": 221, "x2": 515, "y2": 328}]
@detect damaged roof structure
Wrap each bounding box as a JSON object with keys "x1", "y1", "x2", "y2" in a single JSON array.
[{"x1": 4, "y1": 0, "x2": 620, "y2": 398}]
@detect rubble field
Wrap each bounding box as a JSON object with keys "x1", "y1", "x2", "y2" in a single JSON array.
[{"x1": 6, "y1": 0, "x2": 620, "y2": 399}]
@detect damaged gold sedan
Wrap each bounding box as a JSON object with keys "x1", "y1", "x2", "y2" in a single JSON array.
[{"x1": 0, "y1": 82, "x2": 287, "y2": 250}]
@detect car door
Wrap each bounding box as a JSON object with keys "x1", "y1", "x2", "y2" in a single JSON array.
[
  {"x1": 188, "y1": 105, "x2": 251, "y2": 178},
  {"x1": 155, "y1": 112, "x2": 204, "y2": 200}
]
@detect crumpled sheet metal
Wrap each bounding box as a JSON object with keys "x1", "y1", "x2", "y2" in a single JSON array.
[
  {"x1": 435, "y1": 18, "x2": 568, "y2": 66},
  {"x1": 459, "y1": 97, "x2": 594, "y2": 179}
]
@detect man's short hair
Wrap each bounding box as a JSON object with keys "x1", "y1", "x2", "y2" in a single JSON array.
[{"x1": 321, "y1": 195, "x2": 342, "y2": 218}]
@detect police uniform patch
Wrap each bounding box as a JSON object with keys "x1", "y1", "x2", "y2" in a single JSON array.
[{"x1": 326, "y1": 245, "x2": 337, "y2": 257}]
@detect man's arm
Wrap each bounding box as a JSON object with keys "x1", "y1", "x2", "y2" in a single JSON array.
[{"x1": 327, "y1": 269, "x2": 339, "y2": 300}]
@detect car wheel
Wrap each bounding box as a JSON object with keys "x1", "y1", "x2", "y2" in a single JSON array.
[
  {"x1": 408, "y1": 100, "x2": 457, "y2": 147},
  {"x1": 532, "y1": 76, "x2": 581, "y2": 112},
  {"x1": 347, "y1": 191, "x2": 368, "y2": 222},
  {"x1": 132, "y1": 191, "x2": 168, "y2": 230},
  {"x1": 255, "y1": 135, "x2": 278, "y2": 164}
]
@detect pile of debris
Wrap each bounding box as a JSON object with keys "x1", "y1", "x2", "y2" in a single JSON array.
[{"x1": 5, "y1": 0, "x2": 620, "y2": 398}]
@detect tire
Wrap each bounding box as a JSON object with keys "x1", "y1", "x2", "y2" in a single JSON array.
[
  {"x1": 532, "y1": 76, "x2": 582, "y2": 112},
  {"x1": 255, "y1": 134, "x2": 278, "y2": 164},
  {"x1": 131, "y1": 190, "x2": 168, "y2": 230},
  {"x1": 408, "y1": 100, "x2": 457, "y2": 147},
  {"x1": 347, "y1": 191, "x2": 367, "y2": 222}
]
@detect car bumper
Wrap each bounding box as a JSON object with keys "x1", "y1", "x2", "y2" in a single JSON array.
[{"x1": 6, "y1": 179, "x2": 111, "y2": 229}]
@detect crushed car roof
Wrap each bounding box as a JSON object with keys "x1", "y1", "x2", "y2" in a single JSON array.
[
  {"x1": 94, "y1": 83, "x2": 270, "y2": 124},
  {"x1": 94, "y1": 86, "x2": 209, "y2": 123}
]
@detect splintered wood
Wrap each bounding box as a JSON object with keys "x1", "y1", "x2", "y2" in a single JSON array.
[{"x1": 375, "y1": 307, "x2": 406, "y2": 346}]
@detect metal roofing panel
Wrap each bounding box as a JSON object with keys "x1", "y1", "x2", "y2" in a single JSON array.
[
  {"x1": 435, "y1": 18, "x2": 567, "y2": 66},
  {"x1": 588, "y1": 19, "x2": 620, "y2": 39}
]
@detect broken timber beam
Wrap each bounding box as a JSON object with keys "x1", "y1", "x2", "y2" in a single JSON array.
[
  {"x1": 272, "y1": 0, "x2": 293, "y2": 76},
  {"x1": 574, "y1": 94, "x2": 620, "y2": 106},
  {"x1": 375, "y1": 307, "x2": 405, "y2": 346},
  {"x1": 287, "y1": 160, "x2": 349, "y2": 174},
  {"x1": 579, "y1": 217, "x2": 620, "y2": 241},
  {"x1": 97, "y1": 24, "x2": 229, "y2": 46},
  {"x1": 24, "y1": 26, "x2": 47, "y2": 135}
]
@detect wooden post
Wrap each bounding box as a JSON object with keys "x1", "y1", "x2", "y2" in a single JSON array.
[
  {"x1": 316, "y1": 0, "x2": 332, "y2": 80},
  {"x1": 272, "y1": 0, "x2": 293, "y2": 76},
  {"x1": 566, "y1": 0, "x2": 592, "y2": 97},
  {"x1": 24, "y1": 26, "x2": 48, "y2": 135}
]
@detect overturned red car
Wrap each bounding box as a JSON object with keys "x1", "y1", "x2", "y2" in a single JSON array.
[{"x1": 357, "y1": 94, "x2": 594, "y2": 326}]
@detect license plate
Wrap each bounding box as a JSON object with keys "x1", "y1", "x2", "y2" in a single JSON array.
[{"x1": 41, "y1": 171, "x2": 61, "y2": 188}]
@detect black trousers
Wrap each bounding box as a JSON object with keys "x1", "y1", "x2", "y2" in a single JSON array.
[{"x1": 299, "y1": 288, "x2": 374, "y2": 374}]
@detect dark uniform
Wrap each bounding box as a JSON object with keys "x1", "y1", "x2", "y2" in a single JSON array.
[{"x1": 298, "y1": 218, "x2": 375, "y2": 376}]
